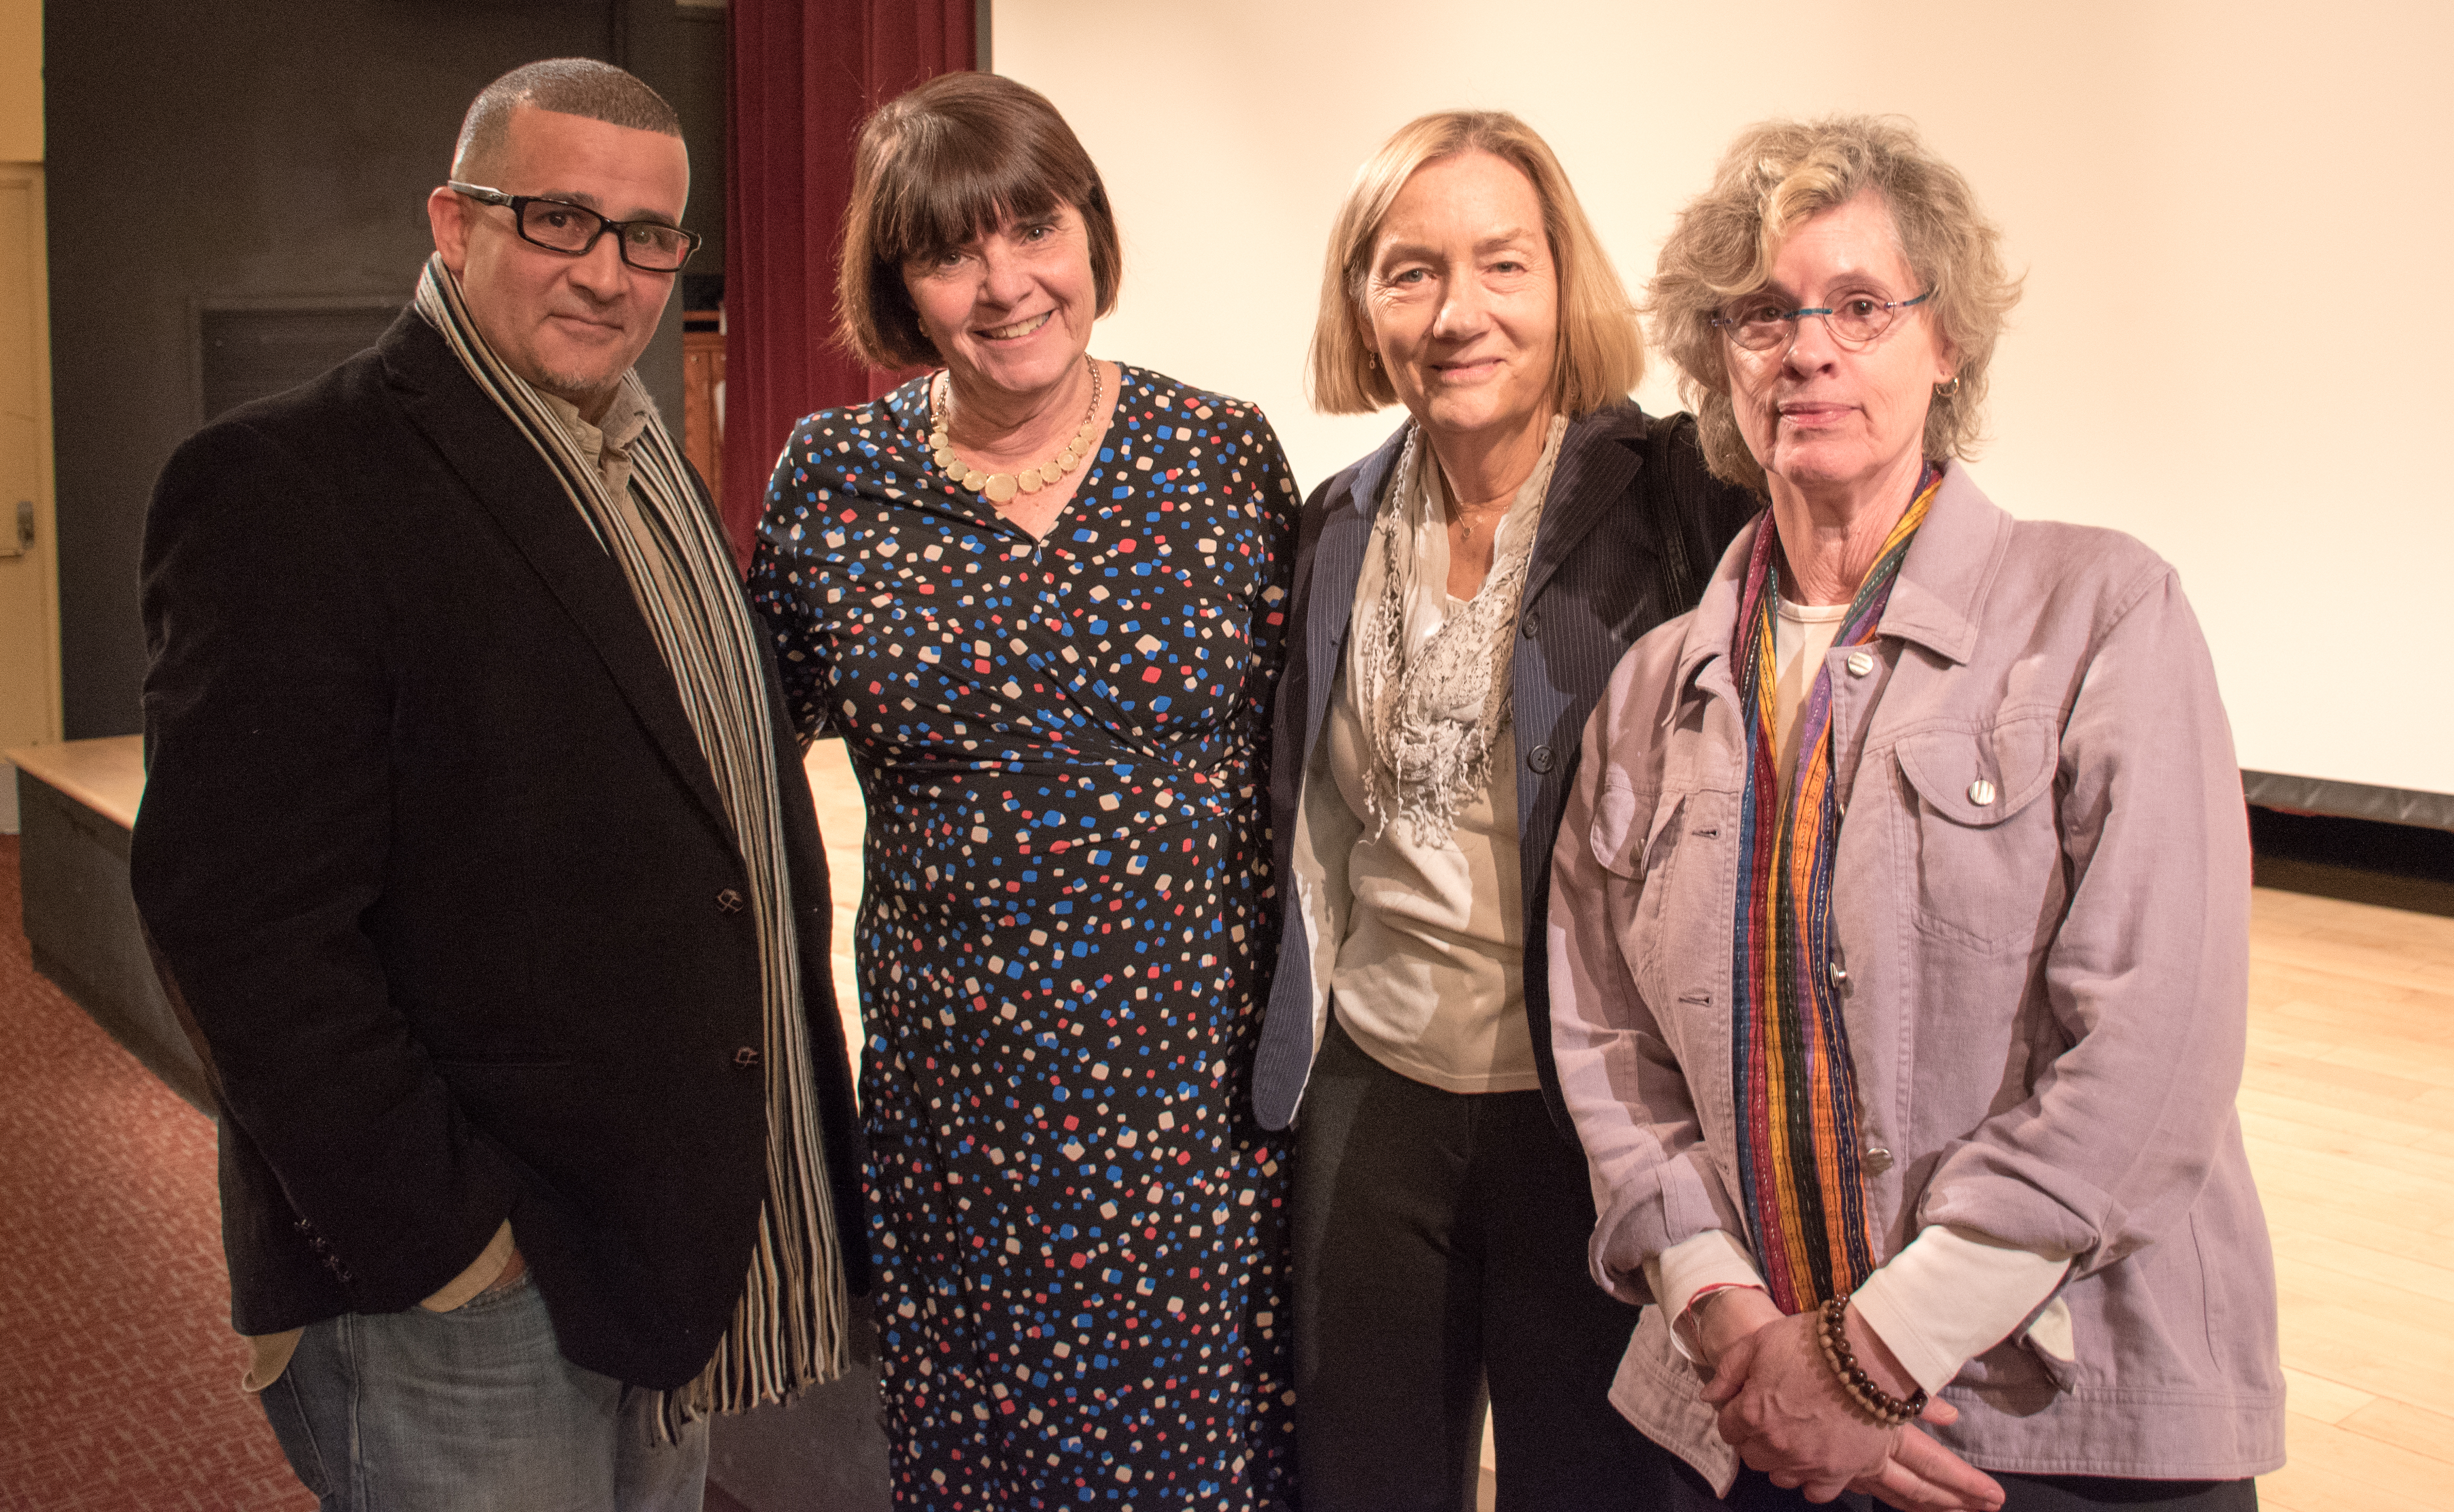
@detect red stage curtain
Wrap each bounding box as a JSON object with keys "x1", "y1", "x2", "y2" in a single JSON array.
[{"x1": 722, "y1": 0, "x2": 975, "y2": 566}]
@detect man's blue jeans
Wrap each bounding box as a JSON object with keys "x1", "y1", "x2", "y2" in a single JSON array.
[{"x1": 256, "y1": 1269, "x2": 710, "y2": 1511}]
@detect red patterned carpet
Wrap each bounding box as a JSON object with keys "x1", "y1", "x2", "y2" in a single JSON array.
[{"x1": 0, "y1": 835, "x2": 314, "y2": 1511}]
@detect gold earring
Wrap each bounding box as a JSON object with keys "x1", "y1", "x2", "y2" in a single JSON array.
[
  {"x1": 1935, "y1": 375, "x2": 1962, "y2": 398},
  {"x1": 1367, "y1": 352, "x2": 1379, "y2": 370}
]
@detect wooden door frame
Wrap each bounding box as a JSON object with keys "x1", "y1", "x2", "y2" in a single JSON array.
[{"x1": 0, "y1": 160, "x2": 63, "y2": 763}]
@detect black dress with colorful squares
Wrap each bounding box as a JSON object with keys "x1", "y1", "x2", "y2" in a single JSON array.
[{"x1": 748, "y1": 366, "x2": 1299, "y2": 1510}]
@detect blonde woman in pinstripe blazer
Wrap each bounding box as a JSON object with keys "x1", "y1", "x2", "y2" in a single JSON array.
[{"x1": 1250, "y1": 109, "x2": 1754, "y2": 1512}]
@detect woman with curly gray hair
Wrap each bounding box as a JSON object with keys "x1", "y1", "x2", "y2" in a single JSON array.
[{"x1": 1547, "y1": 116, "x2": 2282, "y2": 1512}]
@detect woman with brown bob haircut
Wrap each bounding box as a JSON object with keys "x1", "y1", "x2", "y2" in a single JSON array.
[
  {"x1": 747, "y1": 72, "x2": 1300, "y2": 1511},
  {"x1": 1248, "y1": 109, "x2": 1756, "y2": 1510}
]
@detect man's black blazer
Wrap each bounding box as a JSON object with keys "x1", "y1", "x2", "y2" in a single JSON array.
[
  {"x1": 131, "y1": 309, "x2": 867, "y2": 1391},
  {"x1": 1250, "y1": 403, "x2": 1757, "y2": 1137}
]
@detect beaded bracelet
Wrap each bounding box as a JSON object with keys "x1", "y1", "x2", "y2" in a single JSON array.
[{"x1": 1815, "y1": 1295, "x2": 1929, "y2": 1428}]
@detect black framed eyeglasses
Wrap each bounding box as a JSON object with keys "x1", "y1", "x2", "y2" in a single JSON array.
[
  {"x1": 448, "y1": 181, "x2": 701, "y2": 272},
  {"x1": 1711, "y1": 289, "x2": 1932, "y2": 352}
]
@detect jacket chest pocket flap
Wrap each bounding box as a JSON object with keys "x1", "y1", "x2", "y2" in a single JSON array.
[
  {"x1": 1893, "y1": 715, "x2": 2061, "y2": 951},
  {"x1": 1590, "y1": 779, "x2": 1689, "y2": 882},
  {"x1": 1592, "y1": 779, "x2": 1701, "y2": 981}
]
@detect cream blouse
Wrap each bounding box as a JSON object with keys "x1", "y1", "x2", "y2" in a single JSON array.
[{"x1": 1304, "y1": 425, "x2": 1564, "y2": 1095}]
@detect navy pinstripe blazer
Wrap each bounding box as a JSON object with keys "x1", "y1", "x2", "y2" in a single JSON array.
[{"x1": 1251, "y1": 402, "x2": 1758, "y2": 1135}]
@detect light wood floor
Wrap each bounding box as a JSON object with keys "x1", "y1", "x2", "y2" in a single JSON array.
[
  {"x1": 802, "y1": 745, "x2": 2454, "y2": 1508},
  {"x1": 2242, "y1": 888, "x2": 2454, "y2": 1511}
]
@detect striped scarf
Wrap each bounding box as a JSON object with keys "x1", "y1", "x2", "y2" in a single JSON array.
[
  {"x1": 414, "y1": 255, "x2": 848, "y2": 1433},
  {"x1": 1728, "y1": 466, "x2": 1938, "y2": 1314}
]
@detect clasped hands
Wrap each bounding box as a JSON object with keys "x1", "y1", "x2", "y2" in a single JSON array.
[{"x1": 1686, "y1": 1288, "x2": 2005, "y2": 1512}]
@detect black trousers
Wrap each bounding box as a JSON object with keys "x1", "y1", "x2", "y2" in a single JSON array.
[
  {"x1": 1290, "y1": 1014, "x2": 1688, "y2": 1511},
  {"x1": 1666, "y1": 1449, "x2": 2261, "y2": 1511}
]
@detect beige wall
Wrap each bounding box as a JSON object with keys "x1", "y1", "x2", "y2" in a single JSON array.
[
  {"x1": 999, "y1": 0, "x2": 2453, "y2": 798},
  {"x1": 1, "y1": 0, "x2": 37, "y2": 163}
]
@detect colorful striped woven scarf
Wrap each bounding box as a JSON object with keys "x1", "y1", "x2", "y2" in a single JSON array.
[{"x1": 1728, "y1": 466, "x2": 1939, "y2": 1314}]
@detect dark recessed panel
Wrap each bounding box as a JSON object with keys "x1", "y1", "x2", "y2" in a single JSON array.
[{"x1": 199, "y1": 304, "x2": 403, "y2": 423}]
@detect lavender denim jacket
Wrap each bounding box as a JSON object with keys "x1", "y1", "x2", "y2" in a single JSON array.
[{"x1": 1547, "y1": 466, "x2": 2284, "y2": 1486}]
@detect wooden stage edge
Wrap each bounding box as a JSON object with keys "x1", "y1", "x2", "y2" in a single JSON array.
[
  {"x1": 9, "y1": 736, "x2": 209, "y2": 1111},
  {"x1": 9, "y1": 735, "x2": 143, "y2": 832}
]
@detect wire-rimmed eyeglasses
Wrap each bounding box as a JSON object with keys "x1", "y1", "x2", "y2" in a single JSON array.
[
  {"x1": 448, "y1": 182, "x2": 702, "y2": 272},
  {"x1": 1710, "y1": 289, "x2": 1932, "y2": 352}
]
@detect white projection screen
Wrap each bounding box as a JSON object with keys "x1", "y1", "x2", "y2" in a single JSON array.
[{"x1": 993, "y1": 0, "x2": 2454, "y2": 818}]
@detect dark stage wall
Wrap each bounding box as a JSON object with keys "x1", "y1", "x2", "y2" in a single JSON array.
[{"x1": 45, "y1": 0, "x2": 726, "y2": 739}]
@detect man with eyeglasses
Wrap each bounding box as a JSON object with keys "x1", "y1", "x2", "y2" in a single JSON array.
[{"x1": 131, "y1": 58, "x2": 865, "y2": 1510}]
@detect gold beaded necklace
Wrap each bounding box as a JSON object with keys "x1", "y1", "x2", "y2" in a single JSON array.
[{"x1": 929, "y1": 356, "x2": 1103, "y2": 506}]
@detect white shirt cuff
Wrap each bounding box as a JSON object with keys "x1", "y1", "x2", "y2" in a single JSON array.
[
  {"x1": 1643, "y1": 1229, "x2": 1767, "y2": 1362},
  {"x1": 1850, "y1": 1224, "x2": 2071, "y2": 1395}
]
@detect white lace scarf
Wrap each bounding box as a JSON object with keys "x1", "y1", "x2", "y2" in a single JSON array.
[{"x1": 1351, "y1": 415, "x2": 1567, "y2": 845}]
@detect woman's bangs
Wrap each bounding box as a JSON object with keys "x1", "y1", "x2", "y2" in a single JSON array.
[{"x1": 881, "y1": 140, "x2": 1068, "y2": 268}]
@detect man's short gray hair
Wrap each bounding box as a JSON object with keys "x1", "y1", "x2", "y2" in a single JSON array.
[{"x1": 452, "y1": 59, "x2": 682, "y2": 181}]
